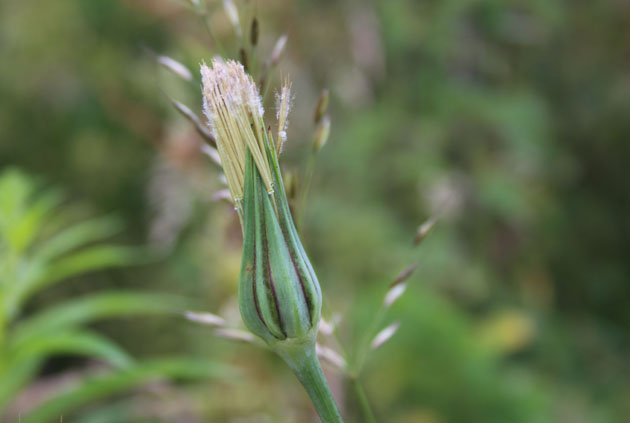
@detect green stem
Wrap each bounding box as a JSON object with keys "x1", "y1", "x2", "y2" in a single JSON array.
[
  {"x1": 275, "y1": 340, "x2": 344, "y2": 423},
  {"x1": 351, "y1": 377, "x2": 376, "y2": 423}
]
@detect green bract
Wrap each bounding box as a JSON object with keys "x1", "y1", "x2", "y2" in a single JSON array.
[{"x1": 239, "y1": 144, "x2": 322, "y2": 345}]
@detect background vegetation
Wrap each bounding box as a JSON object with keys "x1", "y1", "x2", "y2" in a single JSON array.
[{"x1": 1, "y1": 0, "x2": 629, "y2": 422}]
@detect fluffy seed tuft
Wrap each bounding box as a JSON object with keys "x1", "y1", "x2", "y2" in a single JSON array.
[{"x1": 200, "y1": 58, "x2": 274, "y2": 203}]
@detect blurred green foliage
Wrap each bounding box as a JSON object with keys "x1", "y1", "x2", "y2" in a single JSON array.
[
  {"x1": 1, "y1": 0, "x2": 629, "y2": 422},
  {"x1": 0, "y1": 169, "x2": 231, "y2": 421}
]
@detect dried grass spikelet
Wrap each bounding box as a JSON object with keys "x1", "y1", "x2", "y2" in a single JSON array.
[
  {"x1": 200, "y1": 58, "x2": 274, "y2": 206},
  {"x1": 275, "y1": 79, "x2": 292, "y2": 153}
]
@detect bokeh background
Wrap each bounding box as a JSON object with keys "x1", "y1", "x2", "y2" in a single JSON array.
[{"x1": 1, "y1": 0, "x2": 629, "y2": 422}]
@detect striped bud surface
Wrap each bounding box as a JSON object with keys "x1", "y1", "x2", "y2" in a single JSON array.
[{"x1": 239, "y1": 149, "x2": 321, "y2": 344}]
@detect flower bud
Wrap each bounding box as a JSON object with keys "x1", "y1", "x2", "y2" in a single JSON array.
[
  {"x1": 200, "y1": 59, "x2": 321, "y2": 346},
  {"x1": 238, "y1": 153, "x2": 321, "y2": 344}
]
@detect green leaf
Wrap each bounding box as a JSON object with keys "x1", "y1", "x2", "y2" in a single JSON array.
[
  {"x1": 9, "y1": 246, "x2": 148, "y2": 315},
  {"x1": 0, "y1": 171, "x2": 62, "y2": 254},
  {"x1": 41, "y1": 245, "x2": 146, "y2": 284},
  {"x1": 34, "y1": 216, "x2": 123, "y2": 262},
  {"x1": 23, "y1": 358, "x2": 236, "y2": 423},
  {"x1": 9, "y1": 330, "x2": 133, "y2": 369},
  {"x1": 12, "y1": 291, "x2": 189, "y2": 346},
  {"x1": 0, "y1": 358, "x2": 41, "y2": 413}
]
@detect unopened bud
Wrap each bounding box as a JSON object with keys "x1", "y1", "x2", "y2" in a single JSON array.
[
  {"x1": 312, "y1": 116, "x2": 331, "y2": 152},
  {"x1": 313, "y1": 89, "x2": 329, "y2": 124},
  {"x1": 238, "y1": 155, "x2": 322, "y2": 344}
]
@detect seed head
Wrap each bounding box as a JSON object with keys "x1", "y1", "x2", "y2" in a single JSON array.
[
  {"x1": 200, "y1": 58, "x2": 322, "y2": 353},
  {"x1": 200, "y1": 58, "x2": 274, "y2": 204}
]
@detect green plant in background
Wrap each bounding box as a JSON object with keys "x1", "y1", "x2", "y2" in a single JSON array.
[{"x1": 0, "y1": 169, "x2": 231, "y2": 421}]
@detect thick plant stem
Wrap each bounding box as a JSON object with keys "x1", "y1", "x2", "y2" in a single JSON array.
[{"x1": 275, "y1": 339, "x2": 344, "y2": 423}]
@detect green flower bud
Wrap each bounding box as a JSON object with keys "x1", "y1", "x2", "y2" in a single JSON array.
[
  {"x1": 201, "y1": 59, "x2": 321, "y2": 346},
  {"x1": 239, "y1": 151, "x2": 321, "y2": 345},
  {"x1": 201, "y1": 58, "x2": 341, "y2": 423}
]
